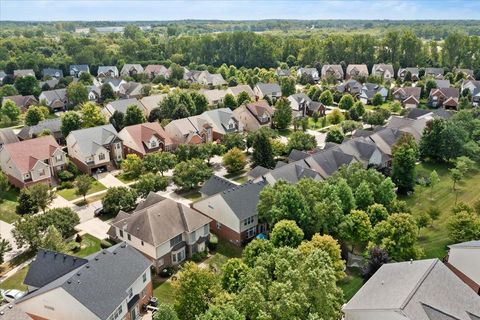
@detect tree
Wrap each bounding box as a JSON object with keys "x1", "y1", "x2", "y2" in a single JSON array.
[
  {"x1": 66, "y1": 82, "x2": 88, "y2": 106},
  {"x1": 0, "y1": 237, "x2": 11, "y2": 265},
  {"x1": 427, "y1": 207, "x2": 441, "y2": 223},
  {"x1": 153, "y1": 303, "x2": 179, "y2": 320},
  {"x1": 79, "y1": 102, "x2": 106, "y2": 128},
  {"x1": 270, "y1": 220, "x2": 304, "y2": 248},
  {"x1": 61, "y1": 111, "x2": 82, "y2": 137},
  {"x1": 174, "y1": 262, "x2": 220, "y2": 320},
  {"x1": 327, "y1": 108, "x2": 344, "y2": 125},
  {"x1": 24, "y1": 106, "x2": 45, "y2": 126},
  {"x1": 109, "y1": 110, "x2": 125, "y2": 131},
  {"x1": 222, "y1": 133, "x2": 246, "y2": 151},
  {"x1": 355, "y1": 181, "x2": 374, "y2": 210},
  {"x1": 242, "y1": 239, "x2": 274, "y2": 267},
  {"x1": 280, "y1": 77, "x2": 296, "y2": 97},
  {"x1": 273, "y1": 97, "x2": 292, "y2": 130},
  {"x1": 415, "y1": 211, "x2": 432, "y2": 235},
  {"x1": 0, "y1": 85, "x2": 18, "y2": 101},
  {"x1": 425, "y1": 79, "x2": 437, "y2": 96},
  {"x1": 79, "y1": 72, "x2": 93, "y2": 85},
  {"x1": 198, "y1": 305, "x2": 245, "y2": 320},
  {"x1": 236, "y1": 91, "x2": 251, "y2": 106},
  {"x1": 202, "y1": 142, "x2": 225, "y2": 165},
  {"x1": 319, "y1": 90, "x2": 334, "y2": 106},
  {"x1": 372, "y1": 213, "x2": 422, "y2": 261},
  {"x1": 101, "y1": 83, "x2": 116, "y2": 101},
  {"x1": 223, "y1": 147, "x2": 247, "y2": 174},
  {"x1": 102, "y1": 187, "x2": 138, "y2": 215},
  {"x1": 172, "y1": 159, "x2": 213, "y2": 191},
  {"x1": 252, "y1": 131, "x2": 275, "y2": 168},
  {"x1": 15, "y1": 75, "x2": 39, "y2": 96},
  {"x1": 311, "y1": 111, "x2": 320, "y2": 128},
  {"x1": 447, "y1": 211, "x2": 480, "y2": 243},
  {"x1": 371, "y1": 93, "x2": 384, "y2": 106},
  {"x1": 190, "y1": 91, "x2": 209, "y2": 115},
  {"x1": 16, "y1": 188, "x2": 38, "y2": 215},
  {"x1": 223, "y1": 93, "x2": 237, "y2": 110},
  {"x1": 339, "y1": 94, "x2": 354, "y2": 110},
  {"x1": 134, "y1": 173, "x2": 169, "y2": 198},
  {"x1": 122, "y1": 154, "x2": 144, "y2": 179},
  {"x1": 429, "y1": 170, "x2": 440, "y2": 199},
  {"x1": 287, "y1": 131, "x2": 317, "y2": 153},
  {"x1": 75, "y1": 175, "x2": 92, "y2": 201},
  {"x1": 375, "y1": 177, "x2": 397, "y2": 210},
  {"x1": 420, "y1": 119, "x2": 468, "y2": 162},
  {"x1": 169, "y1": 63, "x2": 185, "y2": 81},
  {"x1": 221, "y1": 258, "x2": 249, "y2": 293},
  {"x1": 143, "y1": 152, "x2": 177, "y2": 176},
  {"x1": 449, "y1": 167, "x2": 463, "y2": 192},
  {"x1": 124, "y1": 105, "x2": 145, "y2": 126},
  {"x1": 40, "y1": 207, "x2": 80, "y2": 238},
  {"x1": 361, "y1": 246, "x2": 390, "y2": 282},
  {"x1": 0, "y1": 171, "x2": 9, "y2": 197},
  {"x1": 367, "y1": 204, "x2": 389, "y2": 226},
  {"x1": 28, "y1": 184, "x2": 55, "y2": 213},
  {"x1": 391, "y1": 139, "x2": 417, "y2": 194},
  {"x1": 341, "y1": 120, "x2": 362, "y2": 134},
  {"x1": 455, "y1": 156, "x2": 475, "y2": 176},
  {"x1": 340, "y1": 210, "x2": 372, "y2": 252},
  {"x1": 325, "y1": 127, "x2": 344, "y2": 144},
  {"x1": 41, "y1": 225, "x2": 67, "y2": 253},
  {"x1": 12, "y1": 215, "x2": 42, "y2": 249},
  {"x1": 1, "y1": 99, "x2": 20, "y2": 122},
  {"x1": 349, "y1": 101, "x2": 365, "y2": 120}
]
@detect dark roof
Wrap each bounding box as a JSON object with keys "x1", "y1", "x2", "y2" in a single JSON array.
[
  {"x1": 17, "y1": 118, "x2": 62, "y2": 140},
  {"x1": 432, "y1": 109, "x2": 454, "y2": 120},
  {"x1": 406, "y1": 108, "x2": 432, "y2": 119},
  {"x1": 421, "y1": 303, "x2": 461, "y2": 320},
  {"x1": 200, "y1": 175, "x2": 236, "y2": 197},
  {"x1": 247, "y1": 165, "x2": 270, "y2": 179},
  {"x1": 220, "y1": 180, "x2": 268, "y2": 219},
  {"x1": 255, "y1": 83, "x2": 281, "y2": 95},
  {"x1": 448, "y1": 240, "x2": 480, "y2": 249},
  {"x1": 288, "y1": 149, "x2": 310, "y2": 162},
  {"x1": 23, "y1": 250, "x2": 88, "y2": 288}
]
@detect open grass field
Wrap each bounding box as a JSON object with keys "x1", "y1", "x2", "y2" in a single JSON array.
[
  {"x1": 57, "y1": 180, "x2": 107, "y2": 201},
  {"x1": 0, "y1": 188, "x2": 20, "y2": 223},
  {"x1": 153, "y1": 279, "x2": 176, "y2": 305}
]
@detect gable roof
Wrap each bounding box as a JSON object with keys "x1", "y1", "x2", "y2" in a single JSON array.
[
  {"x1": 321, "y1": 65, "x2": 344, "y2": 78},
  {"x1": 265, "y1": 160, "x2": 321, "y2": 183},
  {"x1": 42, "y1": 68, "x2": 63, "y2": 78},
  {"x1": 13, "y1": 69, "x2": 35, "y2": 78},
  {"x1": 448, "y1": 240, "x2": 480, "y2": 249},
  {"x1": 387, "y1": 116, "x2": 428, "y2": 142},
  {"x1": 347, "y1": 64, "x2": 369, "y2": 76},
  {"x1": 430, "y1": 87, "x2": 460, "y2": 99},
  {"x1": 425, "y1": 67, "x2": 445, "y2": 76},
  {"x1": 112, "y1": 193, "x2": 211, "y2": 246},
  {"x1": 2, "y1": 135, "x2": 61, "y2": 173},
  {"x1": 372, "y1": 64, "x2": 394, "y2": 76},
  {"x1": 139, "y1": 94, "x2": 167, "y2": 115},
  {"x1": 97, "y1": 66, "x2": 119, "y2": 77},
  {"x1": 2, "y1": 95, "x2": 38, "y2": 108},
  {"x1": 144, "y1": 64, "x2": 168, "y2": 76},
  {"x1": 69, "y1": 64, "x2": 89, "y2": 74},
  {"x1": 436, "y1": 79, "x2": 451, "y2": 89},
  {"x1": 226, "y1": 85, "x2": 255, "y2": 98},
  {"x1": 120, "y1": 64, "x2": 144, "y2": 75},
  {"x1": 200, "y1": 175, "x2": 237, "y2": 197},
  {"x1": 245, "y1": 100, "x2": 273, "y2": 118},
  {"x1": 68, "y1": 124, "x2": 119, "y2": 156},
  {"x1": 218, "y1": 180, "x2": 268, "y2": 220},
  {"x1": 0, "y1": 128, "x2": 19, "y2": 146},
  {"x1": 343, "y1": 259, "x2": 480, "y2": 320},
  {"x1": 200, "y1": 89, "x2": 227, "y2": 104},
  {"x1": 393, "y1": 87, "x2": 421, "y2": 100},
  {"x1": 40, "y1": 89, "x2": 67, "y2": 104},
  {"x1": 17, "y1": 118, "x2": 62, "y2": 140},
  {"x1": 406, "y1": 108, "x2": 433, "y2": 120},
  {"x1": 201, "y1": 108, "x2": 238, "y2": 135},
  {"x1": 104, "y1": 98, "x2": 145, "y2": 116},
  {"x1": 120, "y1": 122, "x2": 173, "y2": 154},
  {"x1": 304, "y1": 148, "x2": 355, "y2": 179},
  {"x1": 255, "y1": 82, "x2": 281, "y2": 95},
  {"x1": 398, "y1": 67, "x2": 420, "y2": 77},
  {"x1": 247, "y1": 165, "x2": 271, "y2": 179}
]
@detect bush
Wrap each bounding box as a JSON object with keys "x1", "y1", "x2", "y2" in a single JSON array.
[
  {"x1": 191, "y1": 251, "x2": 208, "y2": 262},
  {"x1": 159, "y1": 266, "x2": 176, "y2": 278},
  {"x1": 100, "y1": 239, "x2": 113, "y2": 249},
  {"x1": 59, "y1": 181, "x2": 74, "y2": 190},
  {"x1": 58, "y1": 170, "x2": 75, "y2": 182},
  {"x1": 67, "y1": 241, "x2": 81, "y2": 252},
  {"x1": 208, "y1": 233, "x2": 218, "y2": 251},
  {"x1": 75, "y1": 234, "x2": 83, "y2": 243}
]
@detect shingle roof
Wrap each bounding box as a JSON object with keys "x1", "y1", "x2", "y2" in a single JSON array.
[
  {"x1": 40, "y1": 89, "x2": 67, "y2": 104},
  {"x1": 111, "y1": 193, "x2": 211, "y2": 246},
  {"x1": 448, "y1": 240, "x2": 480, "y2": 249},
  {"x1": 17, "y1": 118, "x2": 62, "y2": 140},
  {"x1": 69, "y1": 65, "x2": 89, "y2": 74},
  {"x1": 13, "y1": 69, "x2": 35, "y2": 78},
  {"x1": 140, "y1": 94, "x2": 167, "y2": 115},
  {"x1": 0, "y1": 304, "x2": 33, "y2": 320},
  {"x1": 288, "y1": 149, "x2": 310, "y2": 162},
  {"x1": 68, "y1": 124, "x2": 119, "y2": 156},
  {"x1": 220, "y1": 180, "x2": 268, "y2": 220},
  {"x1": 227, "y1": 85, "x2": 255, "y2": 98},
  {"x1": 201, "y1": 108, "x2": 238, "y2": 135},
  {"x1": 2, "y1": 95, "x2": 38, "y2": 108},
  {"x1": 105, "y1": 98, "x2": 144, "y2": 115},
  {"x1": 120, "y1": 64, "x2": 144, "y2": 75},
  {"x1": 304, "y1": 148, "x2": 355, "y2": 178},
  {"x1": 406, "y1": 108, "x2": 432, "y2": 119},
  {"x1": 256, "y1": 82, "x2": 281, "y2": 95},
  {"x1": 0, "y1": 128, "x2": 19, "y2": 146},
  {"x1": 372, "y1": 64, "x2": 394, "y2": 76},
  {"x1": 200, "y1": 175, "x2": 237, "y2": 197},
  {"x1": 97, "y1": 66, "x2": 119, "y2": 77},
  {"x1": 247, "y1": 165, "x2": 270, "y2": 179},
  {"x1": 120, "y1": 122, "x2": 173, "y2": 155},
  {"x1": 42, "y1": 68, "x2": 63, "y2": 78},
  {"x1": 266, "y1": 161, "x2": 320, "y2": 183}
]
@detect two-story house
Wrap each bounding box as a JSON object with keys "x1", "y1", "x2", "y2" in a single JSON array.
[
  {"x1": 0, "y1": 135, "x2": 66, "y2": 188},
  {"x1": 233, "y1": 100, "x2": 274, "y2": 131},
  {"x1": 97, "y1": 66, "x2": 119, "y2": 78},
  {"x1": 38, "y1": 88, "x2": 68, "y2": 112},
  {"x1": 118, "y1": 122, "x2": 175, "y2": 157},
  {"x1": 102, "y1": 98, "x2": 147, "y2": 120},
  {"x1": 359, "y1": 83, "x2": 388, "y2": 105},
  {"x1": 120, "y1": 64, "x2": 144, "y2": 77},
  {"x1": 69, "y1": 64, "x2": 90, "y2": 77},
  {"x1": 66, "y1": 124, "x2": 123, "y2": 175},
  {"x1": 42, "y1": 68, "x2": 63, "y2": 79},
  {"x1": 346, "y1": 64, "x2": 369, "y2": 80},
  {"x1": 371, "y1": 64, "x2": 395, "y2": 80},
  {"x1": 2, "y1": 95, "x2": 38, "y2": 113},
  {"x1": 16, "y1": 244, "x2": 152, "y2": 320},
  {"x1": 192, "y1": 179, "x2": 268, "y2": 246},
  {"x1": 296, "y1": 68, "x2": 320, "y2": 82},
  {"x1": 428, "y1": 87, "x2": 460, "y2": 109},
  {"x1": 288, "y1": 93, "x2": 326, "y2": 117},
  {"x1": 226, "y1": 84, "x2": 256, "y2": 101},
  {"x1": 144, "y1": 64, "x2": 170, "y2": 79},
  {"x1": 321, "y1": 64, "x2": 344, "y2": 80},
  {"x1": 254, "y1": 83, "x2": 282, "y2": 102},
  {"x1": 445, "y1": 240, "x2": 480, "y2": 295},
  {"x1": 108, "y1": 193, "x2": 211, "y2": 271},
  {"x1": 397, "y1": 67, "x2": 420, "y2": 81},
  {"x1": 392, "y1": 86, "x2": 422, "y2": 108},
  {"x1": 461, "y1": 80, "x2": 480, "y2": 106},
  {"x1": 425, "y1": 67, "x2": 445, "y2": 79}
]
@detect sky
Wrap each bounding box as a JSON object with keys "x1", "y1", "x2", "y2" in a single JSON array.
[{"x1": 1, "y1": 0, "x2": 480, "y2": 21}]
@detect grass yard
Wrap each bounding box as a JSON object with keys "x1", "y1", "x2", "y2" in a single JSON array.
[
  {"x1": 73, "y1": 192, "x2": 106, "y2": 206},
  {"x1": 401, "y1": 162, "x2": 480, "y2": 259},
  {"x1": 116, "y1": 173, "x2": 136, "y2": 184},
  {"x1": 153, "y1": 278, "x2": 176, "y2": 305},
  {"x1": 338, "y1": 268, "x2": 363, "y2": 301},
  {"x1": 205, "y1": 237, "x2": 243, "y2": 270},
  {"x1": 0, "y1": 266, "x2": 29, "y2": 291},
  {"x1": 176, "y1": 190, "x2": 202, "y2": 202},
  {"x1": 277, "y1": 128, "x2": 293, "y2": 138},
  {"x1": 57, "y1": 180, "x2": 107, "y2": 201},
  {"x1": 0, "y1": 188, "x2": 20, "y2": 223},
  {"x1": 232, "y1": 176, "x2": 248, "y2": 184},
  {"x1": 75, "y1": 234, "x2": 102, "y2": 257},
  {"x1": 307, "y1": 117, "x2": 329, "y2": 130}
]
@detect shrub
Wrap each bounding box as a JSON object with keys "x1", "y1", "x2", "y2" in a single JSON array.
[
  {"x1": 67, "y1": 241, "x2": 81, "y2": 252},
  {"x1": 100, "y1": 239, "x2": 113, "y2": 249},
  {"x1": 159, "y1": 266, "x2": 176, "y2": 278},
  {"x1": 75, "y1": 234, "x2": 83, "y2": 243},
  {"x1": 208, "y1": 233, "x2": 218, "y2": 251},
  {"x1": 191, "y1": 251, "x2": 208, "y2": 262},
  {"x1": 58, "y1": 170, "x2": 75, "y2": 182},
  {"x1": 59, "y1": 181, "x2": 74, "y2": 190}
]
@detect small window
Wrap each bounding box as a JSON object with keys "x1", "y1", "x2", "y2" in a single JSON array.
[
  {"x1": 203, "y1": 224, "x2": 209, "y2": 236},
  {"x1": 141, "y1": 240, "x2": 144, "y2": 246},
  {"x1": 142, "y1": 272, "x2": 147, "y2": 283},
  {"x1": 99, "y1": 153, "x2": 105, "y2": 161},
  {"x1": 39, "y1": 169, "x2": 45, "y2": 176},
  {"x1": 151, "y1": 140, "x2": 157, "y2": 148},
  {"x1": 119, "y1": 230, "x2": 124, "y2": 238},
  {"x1": 56, "y1": 154, "x2": 63, "y2": 161},
  {"x1": 127, "y1": 234, "x2": 131, "y2": 241},
  {"x1": 216, "y1": 222, "x2": 221, "y2": 229},
  {"x1": 127, "y1": 288, "x2": 133, "y2": 298},
  {"x1": 170, "y1": 234, "x2": 182, "y2": 247}
]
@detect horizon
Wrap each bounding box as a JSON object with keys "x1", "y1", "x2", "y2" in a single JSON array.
[{"x1": 1, "y1": 0, "x2": 480, "y2": 21}]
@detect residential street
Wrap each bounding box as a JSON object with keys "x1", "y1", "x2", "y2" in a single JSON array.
[{"x1": 0, "y1": 220, "x2": 21, "y2": 263}]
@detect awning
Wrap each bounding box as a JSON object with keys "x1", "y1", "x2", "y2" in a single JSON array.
[{"x1": 127, "y1": 294, "x2": 140, "y2": 310}]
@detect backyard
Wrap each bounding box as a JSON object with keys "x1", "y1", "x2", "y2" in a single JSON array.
[{"x1": 0, "y1": 188, "x2": 19, "y2": 223}]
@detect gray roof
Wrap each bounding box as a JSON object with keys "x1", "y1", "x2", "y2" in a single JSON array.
[
  {"x1": 219, "y1": 180, "x2": 268, "y2": 219},
  {"x1": 70, "y1": 65, "x2": 90, "y2": 74},
  {"x1": 120, "y1": 64, "x2": 144, "y2": 75},
  {"x1": 97, "y1": 66, "x2": 119, "y2": 77},
  {"x1": 39, "y1": 78, "x2": 59, "y2": 89},
  {"x1": 200, "y1": 175, "x2": 237, "y2": 197},
  {"x1": 343, "y1": 259, "x2": 480, "y2": 320},
  {"x1": 17, "y1": 118, "x2": 62, "y2": 140},
  {"x1": 68, "y1": 124, "x2": 120, "y2": 156},
  {"x1": 201, "y1": 108, "x2": 238, "y2": 134},
  {"x1": 247, "y1": 165, "x2": 271, "y2": 179},
  {"x1": 425, "y1": 67, "x2": 445, "y2": 76},
  {"x1": 288, "y1": 149, "x2": 310, "y2": 162},
  {"x1": 18, "y1": 243, "x2": 151, "y2": 320},
  {"x1": 105, "y1": 98, "x2": 144, "y2": 115},
  {"x1": 256, "y1": 82, "x2": 281, "y2": 95},
  {"x1": 266, "y1": 160, "x2": 321, "y2": 183},
  {"x1": 0, "y1": 128, "x2": 19, "y2": 146},
  {"x1": 40, "y1": 88, "x2": 67, "y2": 103},
  {"x1": 111, "y1": 193, "x2": 211, "y2": 246},
  {"x1": 372, "y1": 64, "x2": 394, "y2": 76},
  {"x1": 448, "y1": 240, "x2": 480, "y2": 249},
  {"x1": 42, "y1": 68, "x2": 63, "y2": 78},
  {"x1": 276, "y1": 69, "x2": 291, "y2": 77},
  {"x1": 289, "y1": 93, "x2": 311, "y2": 104},
  {"x1": 304, "y1": 148, "x2": 355, "y2": 179},
  {"x1": 435, "y1": 79, "x2": 451, "y2": 89}
]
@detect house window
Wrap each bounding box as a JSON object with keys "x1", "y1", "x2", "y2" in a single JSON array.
[
  {"x1": 127, "y1": 234, "x2": 131, "y2": 241},
  {"x1": 247, "y1": 226, "x2": 256, "y2": 239},
  {"x1": 151, "y1": 140, "x2": 157, "y2": 148},
  {"x1": 115, "y1": 143, "x2": 121, "y2": 149},
  {"x1": 56, "y1": 154, "x2": 63, "y2": 162},
  {"x1": 127, "y1": 287, "x2": 133, "y2": 299},
  {"x1": 141, "y1": 240, "x2": 144, "y2": 246},
  {"x1": 203, "y1": 224, "x2": 209, "y2": 236},
  {"x1": 99, "y1": 153, "x2": 105, "y2": 161},
  {"x1": 142, "y1": 272, "x2": 147, "y2": 283},
  {"x1": 190, "y1": 230, "x2": 196, "y2": 243},
  {"x1": 39, "y1": 169, "x2": 45, "y2": 176},
  {"x1": 119, "y1": 229, "x2": 124, "y2": 238},
  {"x1": 170, "y1": 234, "x2": 182, "y2": 247},
  {"x1": 172, "y1": 248, "x2": 185, "y2": 264},
  {"x1": 216, "y1": 222, "x2": 221, "y2": 229},
  {"x1": 244, "y1": 216, "x2": 254, "y2": 226}
]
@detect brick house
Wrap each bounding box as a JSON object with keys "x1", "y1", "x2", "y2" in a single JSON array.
[
  {"x1": 428, "y1": 87, "x2": 460, "y2": 109},
  {"x1": 118, "y1": 122, "x2": 175, "y2": 157}
]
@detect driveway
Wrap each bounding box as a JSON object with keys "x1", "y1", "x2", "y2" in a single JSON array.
[
  {"x1": 75, "y1": 217, "x2": 111, "y2": 240},
  {"x1": 0, "y1": 220, "x2": 22, "y2": 263},
  {"x1": 75, "y1": 200, "x2": 103, "y2": 223},
  {"x1": 96, "y1": 172, "x2": 125, "y2": 188},
  {"x1": 307, "y1": 129, "x2": 327, "y2": 148}
]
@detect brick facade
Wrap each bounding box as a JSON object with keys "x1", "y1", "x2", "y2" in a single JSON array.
[
  {"x1": 209, "y1": 220, "x2": 242, "y2": 246},
  {"x1": 6, "y1": 172, "x2": 51, "y2": 189},
  {"x1": 69, "y1": 155, "x2": 114, "y2": 175}
]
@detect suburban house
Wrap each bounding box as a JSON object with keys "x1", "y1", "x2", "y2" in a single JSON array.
[
  {"x1": 253, "y1": 82, "x2": 282, "y2": 102},
  {"x1": 0, "y1": 304, "x2": 32, "y2": 320},
  {"x1": 0, "y1": 128, "x2": 19, "y2": 150},
  {"x1": 144, "y1": 64, "x2": 170, "y2": 79},
  {"x1": 102, "y1": 78, "x2": 128, "y2": 94},
  {"x1": 398, "y1": 67, "x2": 420, "y2": 81},
  {"x1": 342, "y1": 259, "x2": 480, "y2": 320},
  {"x1": 87, "y1": 85, "x2": 101, "y2": 102},
  {"x1": 2, "y1": 95, "x2": 38, "y2": 112},
  {"x1": 164, "y1": 116, "x2": 213, "y2": 145},
  {"x1": 260, "y1": 160, "x2": 321, "y2": 184},
  {"x1": 359, "y1": 83, "x2": 388, "y2": 105},
  {"x1": 13, "y1": 69, "x2": 35, "y2": 78},
  {"x1": 97, "y1": 66, "x2": 119, "y2": 78},
  {"x1": 184, "y1": 70, "x2": 227, "y2": 86},
  {"x1": 346, "y1": 64, "x2": 369, "y2": 80},
  {"x1": 69, "y1": 64, "x2": 90, "y2": 77},
  {"x1": 288, "y1": 93, "x2": 326, "y2": 117},
  {"x1": 226, "y1": 84, "x2": 256, "y2": 100},
  {"x1": 108, "y1": 193, "x2": 211, "y2": 270},
  {"x1": 303, "y1": 148, "x2": 356, "y2": 179},
  {"x1": 276, "y1": 68, "x2": 291, "y2": 77},
  {"x1": 434, "y1": 79, "x2": 450, "y2": 89},
  {"x1": 321, "y1": 64, "x2": 344, "y2": 80},
  {"x1": 428, "y1": 87, "x2": 460, "y2": 109},
  {"x1": 0, "y1": 135, "x2": 66, "y2": 188},
  {"x1": 445, "y1": 240, "x2": 480, "y2": 295},
  {"x1": 461, "y1": 80, "x2": 480, "y2": 106},
  {"x1": 38, "y1": 88, "x2": 68, "y2": 111},
  {"x1": 200, "y1": 89, "x2": 227, "y2": 106},
  {"x1": 118, "y1": 82, "x2": 144, "y2": 99},
  {"x1": 192, "y1": 180, "x2": 269, "y2": 246},
  {"x1": 297, "y1": 67, "x2": 320, "y2": 82},
  {"x1": 120, "y1": 64, "x2": 144, "y2": 77},
  {"x1": 39, "y1": 78, "x2": 59, "y2": 90},
  {"x1": 17, "y1": 118, "x2": 63, "y2": 143},
  {"x1": 102, "y1": 98, "x2": 146, "y2": 119},
  {"x1": 455, "y1": 68, "x2": 476, "y2": 80},
  {"x1": 199, "y1": 175, "x2": 236, "y2": 198},
  {"x1": 425, "y1": 67, "x2": 445, "y2": 79},
  {"x1": 336, "y1": 79, "x2": 363, "y2": 96},
  {"x1": 119, "y1": 122, "x2": 175, "y2": 156},
  {"x1": 233, "y1": 100, "x2": 274, "y2": 131},
  {"x1": 392, "y1": 86, "x2": 422, "y2": 108},
  {"x1": 42, "y1": 68, "x2": 63, "y2": 79},
  {"x1": 371, "y1": 64, "x2": 395, "y2": 80},
  {"x1": 139, "y1": 94, "x2": 167, "y2": 117},
  {"x1": 66, "y1": 124, "x2": 123, "y2": 174},
  {"x1": 16, "y1": 244, "x2": 152, "y2": 320}
]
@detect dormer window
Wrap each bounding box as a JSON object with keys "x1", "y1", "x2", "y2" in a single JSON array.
[
  {"x1": 39, "y1": 168, "x2": 46, "y2": 176},
  {"x1": 99, "y1": 153, "x2": 106, "y2": 161},
  {"x1": 151, "y1": 140, "x2": 157, "y2": 148}
]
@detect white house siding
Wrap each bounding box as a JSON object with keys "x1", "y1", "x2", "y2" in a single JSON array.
[
  {"x1": 30, "y1": 160, "x2": 51, "y2": 182},
  {"x1": 0, "y1": 150, "x2": 23, "y2": 182},
  {"x1": 114, "y1": 228, "x2": 157, "y2": 259},
  {"x1": 192, "y1": 196, "x2": 241, "y2": 233},
  {"x1": 344, "y1": 310, "x2": 410, "y2": 320},
  {"x1": 239, "y1": 215, "x2": 258, "y2": 233},
  {"x1": 17, "y1": 287, "x2": 99, "y2": 320},
  {"x1": 448, "y1": 247, "x2": 480, "y2": 286}
]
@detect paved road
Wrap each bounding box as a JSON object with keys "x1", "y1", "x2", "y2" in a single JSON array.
[{"x1": 0, "y1": 220, "x2": 22, "y2": 263}]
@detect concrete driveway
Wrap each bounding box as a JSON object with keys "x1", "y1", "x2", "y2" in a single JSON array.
[
  {"x1": 75, "y1": 217, "x2": 111, "y2": 240},
  {"x1": 75, "y1": 200, "x2": 103, "y2": 223},
  {"x1": 96, "y1": 172, "x2": 125, "y2": 188},
  {"x1": 307, "y1": 129, "x2": 327, "y2": 148},
  {"x1": 0, "y1": 220, "x2": 22, "y2": 263}
]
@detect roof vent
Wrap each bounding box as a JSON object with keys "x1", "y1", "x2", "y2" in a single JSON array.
[
  {"x1": 102, "y1": 250, "x2": 106, "y2": 254},
  {"x1": 77, "y1": 272, "x2": 81, "y2": 276},
  {"x1": 8, "y1": 305, "x2": 13, "y2": 309},
  {"x1": 54, "y1": 253, "x2": 57, "y2": 257},
  {"x1": 67, "y1": 280, "x2": 71, "y2": 284},
  {"x1": 86, "y1": 265, "x2": 90, "y2": 269},
  {"x1": 77, "y1": 280, "x2": 81, "y2": 284},
  {"x1": 95, "y1": 257, "x2": 99, "y2": 261},
  {"x1": 381, "y1": 280, "x2": 384, "y2": 285}
]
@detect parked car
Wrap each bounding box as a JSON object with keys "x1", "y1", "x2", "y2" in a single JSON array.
[
  {"x1": 0, "y1": 289, "x2": 25, "y2": 303},
  {"x1": 94, "y1": 207, "x2": 104, "y2": 217}
]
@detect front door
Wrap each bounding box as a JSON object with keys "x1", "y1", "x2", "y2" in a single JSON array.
[{"x1": 130, "y1": 306, "x2": 137, "y2": 320}]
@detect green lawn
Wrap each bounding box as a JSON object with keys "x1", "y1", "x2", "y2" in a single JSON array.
[
  {"x1": 176, "y1": 190, "x2": 202, "y2": 202},
  {"x1": 205, "y1": 237, "x2": 243, "y2": 270},
  {"x1": 73, "y1": 192, "x2": 106, "y2": 206},
  {"x1": 307, "y1": 117, "x2": 329, "y2": 130},
  {"x1": 116, "y1": 173, "x2": 136, "y2": 184},
  {"x1": 232, "y1": 176, "x2": 248, "y2": 184},
  {"x1": 0, "y1": 188, "x2": 20, "y2": 223},
  {"x1": 0, "y1": 266, "x2": 29, "y2": 291},
  {"x1": 75, "y1": 234, "x2": 102, "y2": 257},
  {"x1": 338, "y1": 268, "x2": 363, "y2": 301},
  {"x1": 401, "y1": 162, "x2": 480, "y2": 259},
  {"x1": 153, "y1": 278, "x2": 176, "y2": 305},
  {"x1": 57, "y1": 180, "x2": 107, "y2": 201},
  {"x1": 276, "y1": 128, "x2": 293, "y2": 138}
]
